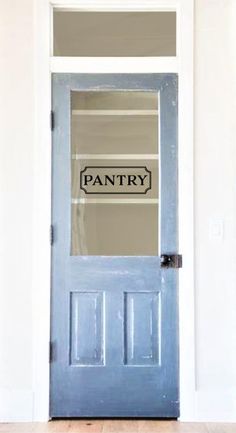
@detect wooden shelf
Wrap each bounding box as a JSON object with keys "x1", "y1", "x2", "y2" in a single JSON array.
[
  {"x1": 72, "y1": 154, "x2": 159, "y2": 160},
  {"x1": 72, "y1": 109, "x2": 159, "y2": 116},
  {"x1": 72, "y1": 198, "x2": 159, "y2": 204}
]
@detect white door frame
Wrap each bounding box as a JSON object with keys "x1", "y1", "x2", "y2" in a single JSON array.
[{"x1": 33, "y1": 0, "x2": 195, "y2": 421}]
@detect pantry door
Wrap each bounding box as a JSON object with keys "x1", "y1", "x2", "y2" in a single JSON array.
[{"x1": 50, "y1": 74, "x2": 179, "y2": 418}]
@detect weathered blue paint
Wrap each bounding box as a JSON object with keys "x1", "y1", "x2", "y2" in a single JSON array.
[{"x1": 50, "y1": 74, "x2": 179, "y2": 418}]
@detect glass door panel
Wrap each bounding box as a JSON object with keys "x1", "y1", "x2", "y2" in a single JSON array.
[{"x1": 71, "y1": 91, "x2": 159, "y2": 256}]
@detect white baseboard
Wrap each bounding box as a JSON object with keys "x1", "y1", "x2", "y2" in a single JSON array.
[
  {"x1": 195, "y1": 390, "x2": 236, "y2": 422},
  {"x1": 0, "y1": 389, "x2": 34, "y2": 422},
  {"x1": 180, "y1": 390, "x2": 236, "y2": 422}
]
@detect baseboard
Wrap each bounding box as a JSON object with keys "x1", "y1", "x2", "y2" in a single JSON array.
[
  {"x1": 180, "y1": 390, "x2": 236, "y2": 422},
  {"x1": 0, "y1": 389, "x2": 34, "y2": 422},
  {"x1": 195, "y1": 390, "x2": 236, "y2": 422}
]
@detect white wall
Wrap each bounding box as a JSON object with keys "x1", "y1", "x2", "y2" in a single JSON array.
[
  {"x1": 0, "y1": 0, "x2": 236, "y2": 422},
  {"x1": 194, "y1": 0, "x2": 236, "y2": 420},
  {"x1": 0, "y1": 0, "x2": 34, "y2": 421}
]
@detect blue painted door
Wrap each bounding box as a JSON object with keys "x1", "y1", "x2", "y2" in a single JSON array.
[{"x1": 50, "y1": 74, "x2": 179, "y2": 418}]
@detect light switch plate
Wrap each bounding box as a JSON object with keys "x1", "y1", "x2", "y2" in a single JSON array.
[{"x1": 209, "y1": 218, "x2": 224, "y2": 241}]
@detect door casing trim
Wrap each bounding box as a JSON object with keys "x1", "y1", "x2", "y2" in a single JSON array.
[{"x1": 33, "y1": 0, "x2": 195, "y2": 421}]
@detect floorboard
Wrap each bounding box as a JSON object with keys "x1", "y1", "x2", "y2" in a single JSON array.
[{"x1": 0, "y1": 421, "x2": 235, "y2": 433}]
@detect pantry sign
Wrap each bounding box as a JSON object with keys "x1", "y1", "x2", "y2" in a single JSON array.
[{"x1": 80, "y1": 166, "x2": 152, "y2": 194}]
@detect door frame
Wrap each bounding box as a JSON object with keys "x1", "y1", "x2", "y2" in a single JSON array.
[{"x1": 33, "y1": 0, "x2": 195, "y2": 421}]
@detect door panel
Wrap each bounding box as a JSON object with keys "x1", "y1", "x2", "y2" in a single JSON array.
[
  {"x1": 124, "y1": 291, "x2": 160, "y2": 366},
  {"x1": 70, "y1": 291, "x2": 104, "y2": 366},
  {"x1": 50, "y1": 74, "x2": 179, "y2": 417}
]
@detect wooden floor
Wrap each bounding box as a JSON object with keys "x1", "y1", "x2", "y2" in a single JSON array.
[{"x1": 0, "y1": 421, "x2": 235, "y2": 433}]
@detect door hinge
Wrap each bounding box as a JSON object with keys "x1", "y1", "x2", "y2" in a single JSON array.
[
  {"x1": 50, "y1": 224, "x2": 54, "y2": 246},
  {"x1": 160, "y1": 254, "x2": 183, "y2": 269},
  {"x1": 50, "y1": 110, "x2": 55, "y2": 131},
  {"x1": 49, "y1": 341, "x2": 56, "y2": 363}
]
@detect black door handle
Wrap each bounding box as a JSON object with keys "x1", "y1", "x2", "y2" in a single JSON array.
[{"x1": 160, "y1": 254, "x2": 182, "y2": 269}]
